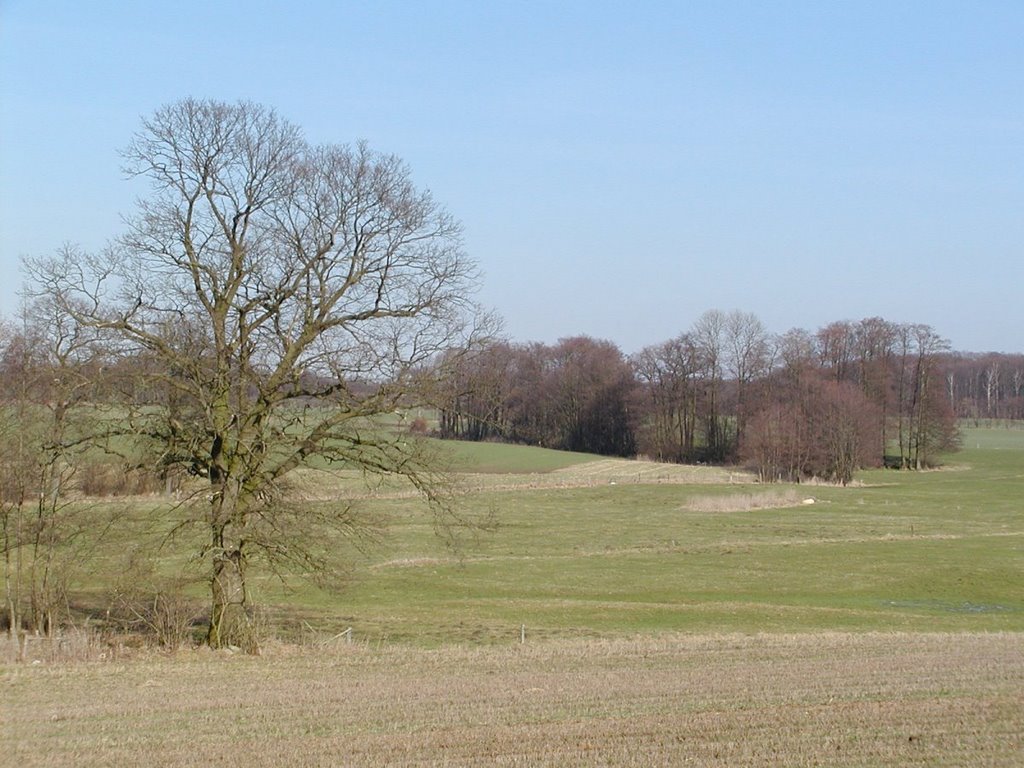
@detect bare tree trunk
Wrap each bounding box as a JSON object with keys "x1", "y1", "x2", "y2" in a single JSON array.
[
  {"x1": 2, "y1": 508, "x2": 21, "y2": 641},
  {"x1": 208, "y1": 542, "x2": 253, "y2": 651},
  {"x1": 205, "y1": 474, "x2": 258, "y2": 651}
]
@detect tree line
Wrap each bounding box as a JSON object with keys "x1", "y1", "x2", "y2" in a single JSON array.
[
  {"x1": 945, "y1": 352, "x2": 1024, "y2": 421},
  {"x1": 436, "y1": 311, "x2": 968, "y2": 484}
]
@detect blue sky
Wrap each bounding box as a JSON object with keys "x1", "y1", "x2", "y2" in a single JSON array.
[{"x1": 1, "y1": 1, "x2": 1021, "y2": 353}]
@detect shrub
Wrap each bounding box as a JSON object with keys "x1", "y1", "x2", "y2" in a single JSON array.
[{"x1": 77, "y1": 462, "x2": 164, "y2": 497}]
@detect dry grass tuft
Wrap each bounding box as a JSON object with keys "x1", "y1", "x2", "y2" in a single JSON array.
[
  {"x1": 682, "y1": 489, "x2": 807, "y2": 513},
  {"x1": 0, "y1": 628, "x2": 136, "y2": 665}
]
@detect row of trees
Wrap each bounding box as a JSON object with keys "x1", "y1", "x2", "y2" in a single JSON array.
[
  {"x1": 437, "y1": 336, "x2": 636, "y2": 456},
  {"x1": 437, "y1": 312, "x2": 963, "y2": 484},
  {"x1": 0, "y1": 310, "x2": 83, "y2": 641},
  {"x1": 945, "y1": 353, "x2": 1024, "y2": 421}
]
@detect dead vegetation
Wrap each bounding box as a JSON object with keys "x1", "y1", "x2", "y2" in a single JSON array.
[
  {"x1": 75, "y1": 461, "x2": 167, "y2": 498},
  {"x1": 3, "y1": 632, "x2": 1021, "y2": 767},
  {"x1": 682, "y1": 489, "x2": 807, "y2": 513}
]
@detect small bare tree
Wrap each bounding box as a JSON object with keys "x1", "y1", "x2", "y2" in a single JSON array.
[
  {"x1": 0, "y1": 299, "x2": 108, "y2": 642},
  {"x1": 27, "y1": 99, "x2": 489, "y2": 649}
]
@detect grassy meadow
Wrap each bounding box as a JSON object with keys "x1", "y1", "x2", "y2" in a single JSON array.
[
  {"x1": 272, "y1": 426, "x2": 1024, "y2": 645},
  {"x1": 3, "y1": 425, "x2": 1023, "y2": 765}
]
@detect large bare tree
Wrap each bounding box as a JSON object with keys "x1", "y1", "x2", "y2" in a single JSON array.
[
  {"x1": 27, "y1": 99, "x2": 488, "y2": 648},
  {"x1": 723, "y1": 310, "x2": 771, "y2": 452},
  {"x1": 632, "y1": 334, "x2": 702, "y2": 463}
]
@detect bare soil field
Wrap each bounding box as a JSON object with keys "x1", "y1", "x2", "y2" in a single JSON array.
[{"x1": 3, "y1": 632, "x2": 1021, "y2": 767}]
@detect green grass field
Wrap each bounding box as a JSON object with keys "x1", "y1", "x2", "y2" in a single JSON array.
[
  {"x1": 241, "y1": 426, "x2": 1024, "y2": 646},
  {"x1": 19, "y1": 425, "x2": 1023, "y2": 646},
  {"x1": 441, "y1": 438, "x2": 604, "y2": 473}
]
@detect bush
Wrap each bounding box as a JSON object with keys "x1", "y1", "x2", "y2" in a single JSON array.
[
  {"x1": 107, "y1": 576, "x2": 204, "y2": 649},
  {"x1": 78, "y1": 462, "x2": 165, "y2": 497}
]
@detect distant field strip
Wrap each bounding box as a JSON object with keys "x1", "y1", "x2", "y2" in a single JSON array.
[
  {"x1": 369, "y1": 529, "x2": 1024, "y2": 571},
  {"x1": 553, "y1": 458, "x2": 752, "y2": 484},
  {"x1": 282, "y1": 459, "x2": 755, "y2": 499},
  {"x1": 463, "y1": 459, "x2": 755, "y2": 492}
]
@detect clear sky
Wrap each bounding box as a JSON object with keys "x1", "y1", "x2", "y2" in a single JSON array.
[{"x1": 1, "y1": 1, "x2": 1021, "y2": 353}]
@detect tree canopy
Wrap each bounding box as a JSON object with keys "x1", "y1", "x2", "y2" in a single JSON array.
[{"x1": 24, "y1": 99, "x2": 488, "y2": 648}]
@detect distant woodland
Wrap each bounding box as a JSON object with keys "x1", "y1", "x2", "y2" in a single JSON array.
[{"x1": 436, "y1": 311, "x2": 1021, "y2": 484}]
